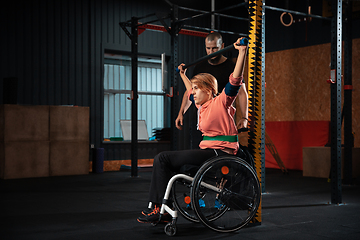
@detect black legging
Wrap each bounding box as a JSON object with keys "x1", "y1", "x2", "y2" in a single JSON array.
[{"x1": 147, "y1": 148, "x2": 247, "y2": 205}]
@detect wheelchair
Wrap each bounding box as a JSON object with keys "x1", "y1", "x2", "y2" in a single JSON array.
[{"x1": 149, "y1": 147, "x2": 261, "y2": 236}]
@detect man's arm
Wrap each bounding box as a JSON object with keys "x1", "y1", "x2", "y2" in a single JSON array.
[
  {"x1": 175, "y1": 64, "x2": 193, "y2": 130},
  {"x1": 175, "y1": 91, "x2": 192, "y2": 130},
  {"x1": 236, "y1": 83, "x2": 249, "y2": 129}
]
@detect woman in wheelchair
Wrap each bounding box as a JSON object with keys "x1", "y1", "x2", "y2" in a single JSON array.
[{"x1": 137, "y1": 38, "x2": 252, "y2": 224}]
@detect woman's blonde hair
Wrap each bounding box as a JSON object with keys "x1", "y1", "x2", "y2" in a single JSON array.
[{"x1": 191, "y1": 73, "x2": 218, "y2": 97}]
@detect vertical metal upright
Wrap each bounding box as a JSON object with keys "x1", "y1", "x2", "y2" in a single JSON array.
[
  {"x1": 211, "y1": 0, "x2": 215, "y2": 29},
  {"x1": 261, "y1": 0, "x2": 266, "y2": 194},
  {"x1": 330, "y1": 0, "x2": 342, "y2": 204},
  {"x1": 170, "y1": 5, "x2": 179, "y2": 151},
  {"x1": 248, "y1": 0, "x2": 263, "y2": 224},
  {"x1": 131, "y1": 17, "x2": 139, "y2": 177},
  {"x1": 119, "y1": 18, "x2": 139, "y2": 177},
  {"x1": 343, "y1": 0, "x2": 353, "y2": 185}
]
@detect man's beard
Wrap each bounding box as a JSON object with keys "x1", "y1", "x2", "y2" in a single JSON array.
[{"x1": 208, "y1": 54, "x2": 222, "y2": 65}]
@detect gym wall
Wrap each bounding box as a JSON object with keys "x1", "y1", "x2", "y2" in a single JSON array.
[
  {"x1": 260, "y1": 38, "x2": 359, "y2": 170},
  {"x1": 1, "y1": 0, "x2": 359, "y2": 168}
]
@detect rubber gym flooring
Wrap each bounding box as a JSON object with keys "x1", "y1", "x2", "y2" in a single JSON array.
[{"x1": 1, "y1": 168, "x2": 360, "y2": 240}]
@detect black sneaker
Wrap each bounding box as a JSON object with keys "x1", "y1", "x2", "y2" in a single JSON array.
[
  {"x1": 137, "y1": 206, "x2": 160, "y2": 223},
  {"x1": 137, "y1": 207, "x2": 172, "y2": 224},
  {"x1": 141, "y1": 208, "x2": 153, "y2": 216}
]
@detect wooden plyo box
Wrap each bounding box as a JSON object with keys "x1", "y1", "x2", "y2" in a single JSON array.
[
  {"x1": 0, "y1": 141, "x2": 50, "y2": 179},
  {"x1": 0, "y1": 104, "x2": 89, "y2": 179},
  {"x1": 0, "y1": 104, "x2": 49, "y2": 142},
  {"x1": 49, "y1": 106, "x2": 89, "y2": 176},
  {"x1": 50, "y1": 106, "x2": 89, "y2": 141},
  {"x1": 303, "y1": 147, "x2": 360, "y2": 178},
  {"x1": 0, "y1": 105, "x2": 50, "y2": 179},
  {"x1": 50, "y1": 141, "x2": 89, "y2": 176}
]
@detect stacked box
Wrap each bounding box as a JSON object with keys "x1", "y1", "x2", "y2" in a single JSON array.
[
  {"x1": 49, "y1": 106, "x2": 89, "y2": 176},
  {"x1": 0, "y1": 105, "x2": 89, "y2": 179},
  {"x1": 303, "y1": 147, "x2": 360, "y2": 178},
  {"x1": 0, "y1": 105, "x2": 50, "y2": 179}
]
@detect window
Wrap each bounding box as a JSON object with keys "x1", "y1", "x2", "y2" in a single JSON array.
[{"x1": 103, "y1": 54, "x2": 167, "y2": 140}]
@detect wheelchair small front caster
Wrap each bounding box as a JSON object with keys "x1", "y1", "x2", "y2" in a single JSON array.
[{"x1": 164, "y1": 222, "x2": 177, "y2": 236}]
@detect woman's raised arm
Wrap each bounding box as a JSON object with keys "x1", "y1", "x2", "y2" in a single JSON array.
[
  {"x1": 233, "y1": 38, "x2": 248, "y2": 78},
  {"x1": 178, "y1": 63, "x2": 192, "y2": 92}
]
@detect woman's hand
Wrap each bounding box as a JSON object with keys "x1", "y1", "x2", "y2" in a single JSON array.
[
  {"x1": 177, "y1": 63, "x2": 187, "y2": 75},
  {"x1": 233, "y1": 38, "x2": 248, "y2": 78},
  {"x1": 233, "y1": 37, "x2": 248, "y2": 52}
]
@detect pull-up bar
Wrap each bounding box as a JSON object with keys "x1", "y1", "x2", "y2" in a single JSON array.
[
  {"x1": 179, "y1": 5, "x2": 248, "y2": 21},
  {"x1": 265, "y1": 5, "x2": 331, "y2": 21},
  {"x1": 124, "y1": 12, "x2": 157, "y2": 23},
  {"x1": 177, "y1": 3, "x2": 249, "y2": 23},
  {"x1": 138, "y1": 23, "x2": 208, "y2": 37},
  {"x1": 176, "y1": 38, "x2": 248, "y2": 72},
  {"x1": 183, "y1": 24, "x2": 248, "y2": 37}
]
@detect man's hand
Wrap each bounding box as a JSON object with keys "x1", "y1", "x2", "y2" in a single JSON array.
[
  {"x1": 236, "y1": 118, "x2": 248, "y2": 129},
  {"x1": 175, "y1": 114, "x2": 184, "y2": 130}
]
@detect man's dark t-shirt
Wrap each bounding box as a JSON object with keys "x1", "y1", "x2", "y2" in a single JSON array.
[{"x1": 192, "y1": 58, "x2": 235, "y2": 92}]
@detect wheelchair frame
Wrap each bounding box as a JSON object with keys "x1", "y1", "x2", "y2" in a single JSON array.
[{"x1": 149, "y1": 155, "x2": 261, "y2": 236}]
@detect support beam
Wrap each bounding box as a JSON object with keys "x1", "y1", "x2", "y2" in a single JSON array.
[
  {"x1": 170, "y1": 5, "x2": 179, "y2": 151},
  {"x1": 261, "y1": 0, "x2": 266, "y2": 193},
  {"x1": 177, "y1": 2, "x2": 248, "y2": 23},
  {"x1": 248, "y1": 0, "x2": 263, "y2": 225},
  {"x1": 131, "y1": 17, "x2": 139, "y2": 177},
  {"x1": 264, "y1": 5, "x2": 331, "y2": 21},
  {"x1": 178, "y1": 5, "x2": 248, "y2": 21},
  {"x1": 330, "y1": 0, "x2": 342, "y2": 204},
  {"x1": 137, "y1": 23, "x2": 208, "y2": 37},
  {"x1": 182, "y1": 25, "x2": 248, "y2": 37},
  {"x1": 211, "y1": 0, "x2": 215, "y2": 29},
  {"x1": 343, "y1": 0, "x2": 353, "y2": 185}
]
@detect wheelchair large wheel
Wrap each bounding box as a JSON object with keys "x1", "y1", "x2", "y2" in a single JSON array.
[
  {"x1": 172, "y1": 174, "x2": 227, "y2": 223},
  {"x1": 191, "y1": 155, "x2": 261, "y2": 233},
  {"x1": 172, "y1": 177, "x2": 199, "y2": 223},
  {"x1": 172, "y1": 159, "x2": 230, "y2": 223}
]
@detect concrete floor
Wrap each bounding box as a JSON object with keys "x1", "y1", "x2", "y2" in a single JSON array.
[{"x1": 1, "y1": 168, "x2": 360, "y2": 240}]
